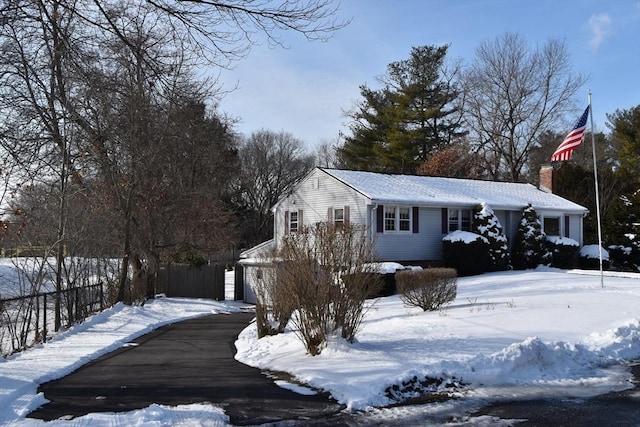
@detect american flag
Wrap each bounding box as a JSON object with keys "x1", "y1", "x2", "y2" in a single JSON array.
[{"x1": 551, "y1": 106, "x2": 590, "y2": 162}]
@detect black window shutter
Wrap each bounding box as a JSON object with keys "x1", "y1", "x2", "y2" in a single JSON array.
[
  {"x1": 376, "y1": 205, "x2": 384, "y2": 233},
  {"x1": 564, "y1": 216, "x2": 570, "y2": 237},
  {"x1": 412, "y1": 206, "x2": 419, "y2": 233},
  {"x1": 441, "y1": 208, "x2": 448, "y2": 234},
  {"x1": 284, "y1": 210, "x2": 289, "y2": 234}
]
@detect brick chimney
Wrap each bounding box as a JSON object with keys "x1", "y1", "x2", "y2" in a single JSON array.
[{"x1": 539, "y1": 164, "x2": 555, "y2": 193}]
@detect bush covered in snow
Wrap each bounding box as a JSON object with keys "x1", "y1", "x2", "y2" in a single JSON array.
[
  {"x1": 511, "y1": 204, "x2": 552, "y2": 270},
  {"x1": 472, "y1": 203, "x2": 510, "y2": 271},
  {"x1": 578, "y1": 245, "x2": 610, "y2": 270},
  {"x1": 395, "y1": 268, "x2": 457, "y2": 311},
  {"x1": 546, "y1": 236, "x2": 580, "y2": 269},
  {"x1": 442, "y1": 231, "x2": 489, "y2": 276},
  {"x1": 607, "y1": 233, "x2": 640, "y2": 272}
]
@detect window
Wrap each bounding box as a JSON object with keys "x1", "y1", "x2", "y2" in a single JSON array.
[
  {"x1": 334, "y1": 207, "x2": 344, "y2": 229},
  {"x1": 448, "y1": 208, "x2": 472, "y2": 232},
  {"x1": 384, "y1": 206, "x2": 396, "y2": 231},
  {"x1": 383, "y1": 206, "x2": 412, "y2": 232},
  {"x1": 328, "y1": 206, "x2": 349, "y2": 229},
  {"x1": 448, "y1": 209, "x2": 459, "y2": 232},
  {"x1": 543, "y1": 217, "x2": 560, "y2": 236},
  {"x1": 399, "y1": 207, "x2": 410, "y2": 231},
  {"x1": 289, "y1": 211, "x2": 298, "y2": 233}
]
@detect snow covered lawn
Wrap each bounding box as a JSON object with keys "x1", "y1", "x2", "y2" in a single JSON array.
[
  {"x1": 235, "y1": 267, "x2": 640, "y2": 410},
  {"x1": 0, "y1": 267, "x2": 638, "y2": 425}
]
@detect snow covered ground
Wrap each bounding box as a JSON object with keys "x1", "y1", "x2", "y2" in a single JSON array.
[{"x1": 0, "y1": 266, "x2": 638, "y2": 425}]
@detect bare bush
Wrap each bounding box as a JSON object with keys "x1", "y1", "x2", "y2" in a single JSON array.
[
  {"x1": 253, "y1": 261, "x2": 295, "y2": 338},
  {"x1": 396, "y1": 268, "x2": 457, "y2": 311},
  {"x1": 257, "y1": 222, "x2": 380, "y2": 355}
]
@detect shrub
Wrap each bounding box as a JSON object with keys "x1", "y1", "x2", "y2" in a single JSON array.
[
  {"x1": 578, "y1": 245, "x2": 610, "y2": 270},
  {"x1": 173, "y1": 252, "x2": 207, "y2": 268},
  {"x1": 252, "y1": 262, "x2": 294, "y2": 338},
  {"x1": 546, "y1": 236, "x2": 579, "y2": 269},
  {"x1": 256, "y1": 222, "x2": 380, "y2": 355},
  {"x1": 442, "y1": 231, "x2": 489, "y2": 276},
  {"x1": 511, "y1": 204, "x2": 552, "y2": 270},
  {"x1": 396, "y1": 268, "x2": 457, "y2": 311},
  {"x1": 472, "y1": 203, "x2": 510, "y2": 271},
  {"x1": 608, "y1": 234, "x2": 640, "y2": 272}
]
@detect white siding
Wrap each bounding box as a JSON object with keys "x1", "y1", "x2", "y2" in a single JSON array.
[
  {"x1": 568, "y1": 214, "x2": 584, "y2": 245},
  {"x1": 273, "y1": 169, "x2": 370, "y2": 242},
  {"x1": 242, "y1": 264, "x2": 258, "y2": 304}
]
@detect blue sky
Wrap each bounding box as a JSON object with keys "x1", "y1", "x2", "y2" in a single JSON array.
[{"x1": 217, "y1": 0, "x2": 640, "y2": 149}]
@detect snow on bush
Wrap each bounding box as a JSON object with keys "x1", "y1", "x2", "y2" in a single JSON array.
[
  {"x1": 578, "y1": 245, "x2": 610, "y2": 271},
  {"x1": 472, "y1": 203, "x2": 510, "y2": 271},
  {"x1": 579, "y1": 245, "x2": 610, "y2": 260},
  {"x1": 511, "y1": 204, "x2": 552, "y2": 270},
  {"x1": 608, "y1": 233, "x2": 640, "y2": 272},
  {"x1": 546, "y1": 236, "x2": 580, "y2": 269},
  {"x1": 442, "y1": 231, "x2": 489, "y2": 276}
]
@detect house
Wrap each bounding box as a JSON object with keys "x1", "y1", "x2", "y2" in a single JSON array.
[{"x1": 239, "y1": 167, "x2": 588, "y2": 303}]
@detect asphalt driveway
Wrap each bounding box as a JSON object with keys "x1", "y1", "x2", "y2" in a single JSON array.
[{"x1": 27, "y1": 311, "x2": 345, "y2": 426}]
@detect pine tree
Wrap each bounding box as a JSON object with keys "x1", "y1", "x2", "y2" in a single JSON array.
[
  {"x1": 472, "y1": 203, "x2": 511, "y2": 271},
  {"x1": 338, "y1": 45, "x2": 464, "y2": 173},
  {"x1": 511, "y1": 204, "x2": 552, "y2": 270}
]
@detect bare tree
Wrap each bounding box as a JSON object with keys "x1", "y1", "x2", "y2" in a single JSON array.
[
  {"x1": 314, "y1": 137, "x2": 341, "y2": 168},
  {"x1": 463, "y1": 33, "x2": 586, "y2": 182},
  {"x1": 416, "y1": 139, "x2": 484, "y2": 178},
  {"x1": 0, "y1": 0, "x2": 346, "y2": 305},
  {"x1": 232, "y1": 130, "x2": 315, "y2": 246}
]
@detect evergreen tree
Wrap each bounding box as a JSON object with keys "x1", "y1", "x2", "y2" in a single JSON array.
[
  {"x1": 511, "y1": 204, "x2": 552, "y2": 270},
  {"x1": 472, "y1": 203, "x2": 511, "y2": 271},
  {"x1": 339, "y1": 45, "x2": 464, "y2": 173},
  {"x1": 608, "y1": 105, "x2": 640, "y2": 188}
]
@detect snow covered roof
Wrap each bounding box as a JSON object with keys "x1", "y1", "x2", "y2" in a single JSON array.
[{"x1": 321, "y1": 168, "x2": 588, "y2": 213}]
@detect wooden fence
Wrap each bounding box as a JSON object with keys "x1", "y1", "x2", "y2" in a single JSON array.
[{"x1": 157, "y1": 263, "x2": 226, "y2": 301}]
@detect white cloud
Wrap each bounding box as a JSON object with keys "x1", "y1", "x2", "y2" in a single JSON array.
[{"x1": 587, "y1": 13, "x2": 613, "y2": 50}]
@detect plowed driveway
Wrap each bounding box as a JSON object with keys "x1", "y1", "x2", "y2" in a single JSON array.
[{"x1": 27, "y1": 312, "x2": 345, "y2": 426}]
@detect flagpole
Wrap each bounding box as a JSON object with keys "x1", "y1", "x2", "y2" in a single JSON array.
[{"x1": 588, "y1": 90, "x2": 604, "y2": 288}]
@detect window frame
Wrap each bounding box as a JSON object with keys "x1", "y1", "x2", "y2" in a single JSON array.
[
  {"x1": 383, "y1": 205, "x2": 413, "y2": 233},
  {"x1": 334, "y1": 207, "x2": 344, "y2": 228},
  {"x1": 543, "y1": 216, "x2": 560, "y2": 236},
  {"x1": 289, "y1": 210, "x2": 299, "y2": 233},
  {"x1": 448, "y1": 208, "x2": 472, "y2": 232}
]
